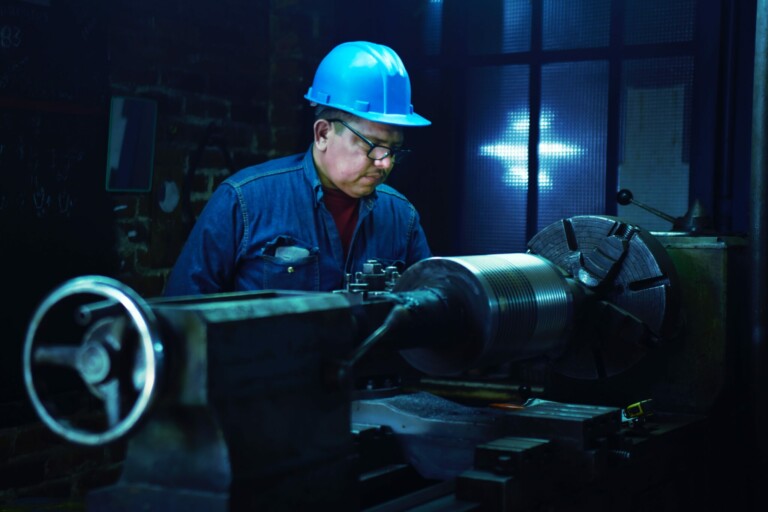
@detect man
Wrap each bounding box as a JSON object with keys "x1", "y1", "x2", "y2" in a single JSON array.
[{"x1": 164, "y1": 41, "x2": 432, "y2": 296}]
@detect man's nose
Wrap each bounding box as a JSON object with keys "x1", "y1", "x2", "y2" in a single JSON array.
[{"x1": 374, "y1": 155, "x2": 394, "y2": 169}]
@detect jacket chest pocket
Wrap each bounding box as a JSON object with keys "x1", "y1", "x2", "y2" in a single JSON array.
[
  {"x1": 257, "y1": 236, "x2": 320, "y2": 291},
  {"x1": 260, "y1": 253, "x2": 320, "y2": 291}
]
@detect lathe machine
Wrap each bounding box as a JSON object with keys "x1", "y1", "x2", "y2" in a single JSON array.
[{"x1": 21, "y1": 213, "x2": 748, "y2": 511}]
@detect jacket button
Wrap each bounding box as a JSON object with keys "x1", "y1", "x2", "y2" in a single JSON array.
[{"x1": 287, "y1": 266, "x2": 295, "y2": 273}]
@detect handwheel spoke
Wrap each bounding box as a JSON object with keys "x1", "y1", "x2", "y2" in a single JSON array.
[
  {"x1": 100, "y1": 380, "x2": 122, "y2": 428},
  {"x1": 33, "y1": 345, "x2": 80, "y2": 368}
]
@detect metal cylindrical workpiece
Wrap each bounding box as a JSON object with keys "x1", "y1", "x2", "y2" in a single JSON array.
[{"x1": 394, "y1": 253, "x2": 577, "y2": 376}]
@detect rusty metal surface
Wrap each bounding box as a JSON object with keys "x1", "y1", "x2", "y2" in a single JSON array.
[
  {"x1": 503, "y1": 401, "x2": 621, "y2": 450},
  {"x1": 352, "y1": 392, "x2": 510, "y2": 481},
  {"x1": 643, "y1": 234, "x2": 748, "y2": 413}
]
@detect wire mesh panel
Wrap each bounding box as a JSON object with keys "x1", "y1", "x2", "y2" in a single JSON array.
[
  {"x1": 449, "y1": 0, "x2": 700, "y2": 251},
  {"x1": 624, "y1": 0, "x2": 696, "y2": 45},
  {"x1": 617, "y1": 57, "x2": 694, "y2": 231},
  {"x1": 543, "y1": 0, "x2": 611, "y2": 50},
  {"x1": 461, "y1": 65, "x2": 530, "y2": 254},
  {"x1": 423, "y1": 0, "x2": 444, "y2": 56},
  {"x1": 464, "y1": 0, "x2": 531, "y2": 55},
  {"x1": 537, "y1": 61, "x2": 609, "y2": 231}
]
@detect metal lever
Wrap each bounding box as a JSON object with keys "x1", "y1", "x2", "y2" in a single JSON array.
[
  {"x1": 616, "y1": 189, "x2": 678, "y2": 224},
  {"x1": 617, "y1": 189, "x2": 714, "y2": 233}
]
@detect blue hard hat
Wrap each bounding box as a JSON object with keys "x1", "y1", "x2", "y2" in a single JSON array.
[{"x1": 305, "y1": 41, "x2": 431, "y2": 127}]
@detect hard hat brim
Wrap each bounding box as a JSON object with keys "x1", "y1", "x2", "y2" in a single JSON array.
[{"x1": 306, "y1": 96, "x2": 431, "y2": 127}]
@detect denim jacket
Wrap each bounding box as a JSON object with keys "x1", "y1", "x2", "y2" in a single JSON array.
[{"x1": 164, "y1": 147, "x2": 432, "y2": 295}]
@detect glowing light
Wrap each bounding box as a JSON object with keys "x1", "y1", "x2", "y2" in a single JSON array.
[
  {"x1": 480, "y1": 144, "x2": 527, "y2": 159},
  {"x1": 540, "y1": 142, "x2": 582, "y2": 156},
  {"x1": 479, "y1": 110, "x2": 583, "y2": 189}
]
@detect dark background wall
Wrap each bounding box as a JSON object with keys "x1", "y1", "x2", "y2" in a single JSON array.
[
  {"x1": 0, "y1": 0, "x2": 760, "y2": 505},
  {"x1": 0, "y1": 0, "x2": 336, "y2": 501},
  {"x1": 0, "y1": 0, "x2": 336, "y2": 400}
]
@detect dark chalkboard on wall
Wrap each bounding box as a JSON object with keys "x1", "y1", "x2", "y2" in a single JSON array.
[
  {"x1": 0, "y1": 0, "x2": 105, "y2": 100},
  {"x1": 1, "y1": 0, "x2": 110, "y2": 220},
  {"x1": 0, "y1": 0, "x2": 116, "y2": 403}
]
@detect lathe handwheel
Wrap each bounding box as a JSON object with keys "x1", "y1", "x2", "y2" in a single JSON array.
[{"x1": 23, "y1": 276, "x2": 163, "y2": 445}]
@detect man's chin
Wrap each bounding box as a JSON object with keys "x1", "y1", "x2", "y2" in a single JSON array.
[{"x1": 344, "y1": 185, "x2": 377, "y2": 198}]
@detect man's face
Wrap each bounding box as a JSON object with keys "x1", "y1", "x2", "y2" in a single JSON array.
[{"x1": 314, "y1": 117, "x2": 404, "y2": 198}]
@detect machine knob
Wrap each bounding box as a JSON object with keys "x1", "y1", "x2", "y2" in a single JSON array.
[{"x1": 616, "y1": 189, "x2": 634, "y2": 206}]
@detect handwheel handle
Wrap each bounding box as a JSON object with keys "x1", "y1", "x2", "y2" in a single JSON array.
[{"x1": 23, "y1": 276, "x2": 163, "y2": 446}]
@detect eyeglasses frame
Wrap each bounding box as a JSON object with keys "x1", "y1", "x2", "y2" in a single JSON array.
[{"x1": 325, "y1": 118, "x2": 410, "y2": 162}]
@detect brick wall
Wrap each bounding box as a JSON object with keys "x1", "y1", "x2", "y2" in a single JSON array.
[
  {"x1": 108, "y1": 0, "x2": 268, "y2": 298},
  {"x1": 107, "y1": 0, "x2": 334, "y2": 298},
  {"x1": 1, "y1": 0, "x2": 335, "y2": 505},
  {"x1": 0, "y1": 405, "x2": 126, "y2": 505}
]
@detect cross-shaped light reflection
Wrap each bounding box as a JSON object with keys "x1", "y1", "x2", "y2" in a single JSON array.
[{"x1": 479, "y1": 110, "x2": 583, "y2": 189}]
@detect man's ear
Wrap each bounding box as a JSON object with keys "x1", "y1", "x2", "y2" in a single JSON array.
[{"x1": 313, "y1": 119, "x2": 333, "y2": 150}]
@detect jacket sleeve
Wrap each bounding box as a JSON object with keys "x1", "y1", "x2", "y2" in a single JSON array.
[{"x1": 164, "y1": 184, "x2": 242, "y2": 296}]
